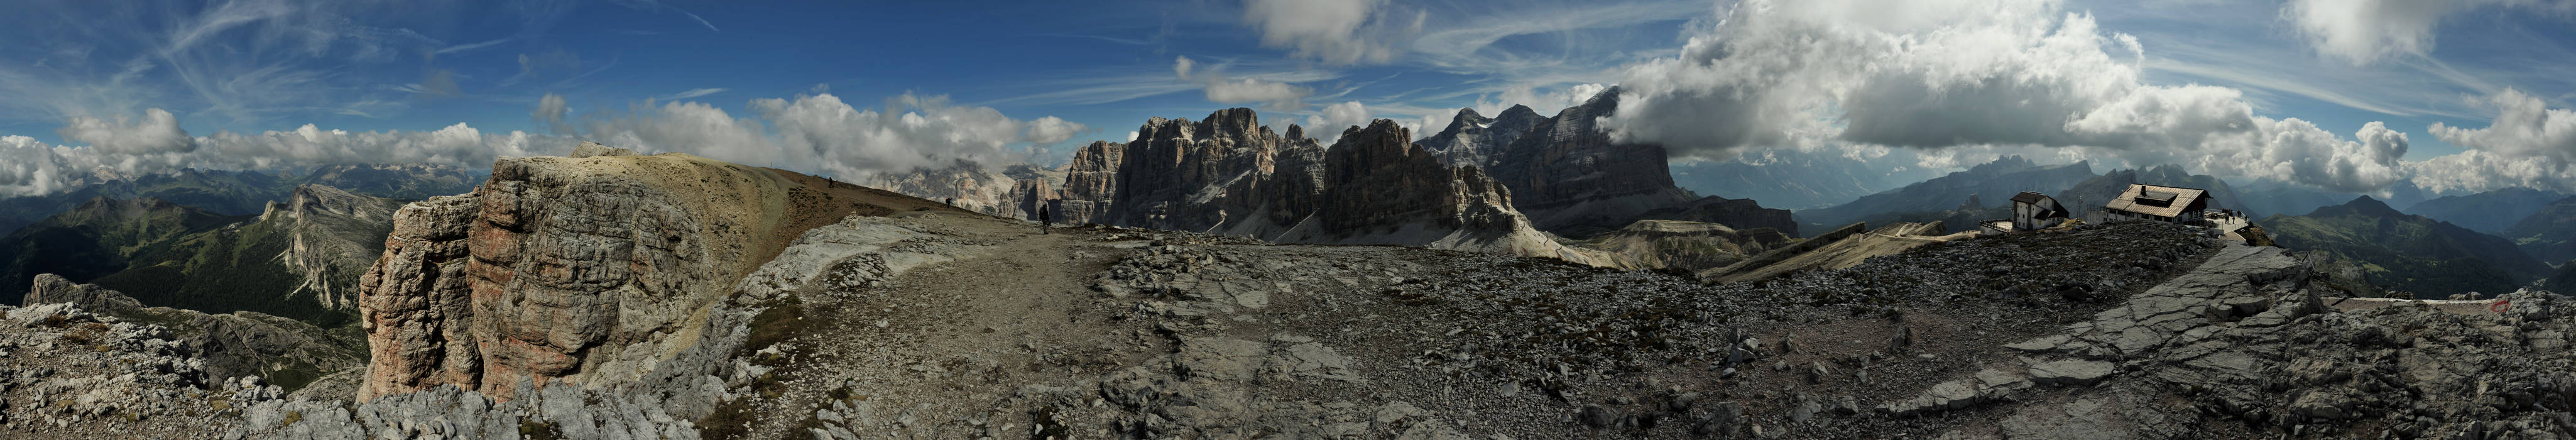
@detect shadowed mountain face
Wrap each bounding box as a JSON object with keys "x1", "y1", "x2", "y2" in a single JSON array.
[
  {"x1": 2262, "y1": 196, "x2": 2550, "y2": 297},
  {"x1": 2403, "y1": 187, "x2": 2566, "y2": 234},
  {"x1": 0, "y1": 197, "x2": 245, "y2": 304},
  {"x1": 0, "y1": 185, "x2": 405, "y2": 325},
  {"x1": 2506, "y1": 195, "x2": 2576, "y2": 263}
]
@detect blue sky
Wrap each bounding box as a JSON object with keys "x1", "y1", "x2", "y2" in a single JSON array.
[{"x1": 2, "y1": 0, "x2": 2573, "y2": 197}]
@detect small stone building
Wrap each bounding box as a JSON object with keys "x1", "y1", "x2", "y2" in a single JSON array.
[
  {"x1": 2009, "y1": 191, "x2": 2069, "y2": 231},
  {"x1": 2093, "y1": 184, "x2": 2208, "y2": 224}
]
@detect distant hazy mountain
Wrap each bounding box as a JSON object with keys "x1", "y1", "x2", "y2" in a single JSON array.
[
  {"x1": 0, "y1": 197, "x2": 246, "y2": 303},
  {"x1": 1671, "y1": 158, "x2": 1883, "y2": 211},
  {"x1": 2231, "y1": 179, "x2": 2435, "y2": 219},
  {"x1": 1, "y1": 185, "x2": 403, "y2": 326},
  {"x1": 2262, "y1": 196, "x2": 2550, "y2": 297},
  {"x1": 2405, "y1": 187, "x2": 2565, "y2": 234},
  {"x1": 2055, "y1": 165, "x2": 2251, "y2": 216},
  {"x1": 2504, "y1": 195, "x2": 2576, "y2": 263},
  {"x1": 0, "y1": 163, "x2": 479, "y2": 236},
  {"x1": 1796, "y1": 155, "x2": 2095, "y2": 229},
  {"x1": 298, "y1": 163, "x2": 481, "y2": 200}
]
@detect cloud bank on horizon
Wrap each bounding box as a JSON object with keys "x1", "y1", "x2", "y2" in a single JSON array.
[{"x1": 1, "y1": 0, "x2": 2572, "y2": 198}]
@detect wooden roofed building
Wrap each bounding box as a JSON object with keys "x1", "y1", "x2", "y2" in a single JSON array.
[{"x1": 2089, "y1": 184, "x2": 2209, "y2": 224}]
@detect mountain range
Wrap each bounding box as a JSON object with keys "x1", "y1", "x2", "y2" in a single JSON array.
[
  {"x1": 0, "y1": 163, "x2": 478, "y2": 236},
  {"x1": 2261, "y1": 196, "x2": 2551, "y2": 297},
  {"x1": 0, "y1": 185, "x2": 404, "y2": 324}
]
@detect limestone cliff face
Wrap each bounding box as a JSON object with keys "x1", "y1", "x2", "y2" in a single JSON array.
[
  {"x1": 1483, "y1": 88, "x2": 1699, "y2": 233},
  {"x1": 1417, "y1": 104, "x2": 1544, "y2": 168},
  {"x1": 1095, "y1": 108, "x2": 1318, "y2": 235},
  {"x1": 1313, "y1": 120, "x2": 1520, "y2": 234},
  {"x1": 868, "y1": 161, "x2": 1063, "y2": 220},
  {"x1": 357, "y1": 151, "x2": 817, "y2": 401},
  {"x1": 273, "y1": 184, "x2": 405, "y2": 311},
  {"x1": 1040, "y1": 110, "x2": 1581, "y2": 260},
  {"x1": 1057, "y1": 141, "x2": 1124, "y2": 225}
]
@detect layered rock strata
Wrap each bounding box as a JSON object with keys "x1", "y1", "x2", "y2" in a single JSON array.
[
  {"x1": 354, "y1": 148, "x2": 912, "y2": 401},
  {"x1": 271, "y1": 184, "x2": 405, "y2": 311}
]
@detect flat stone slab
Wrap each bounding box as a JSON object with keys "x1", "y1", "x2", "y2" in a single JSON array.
[{"x1": 2028, "y1": 359, "x2": 2115, "y2": 386}]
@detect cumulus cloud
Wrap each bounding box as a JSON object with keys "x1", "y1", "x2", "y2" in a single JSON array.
[
  {"x1": 57, "y1": 108, "x2": 197, "y2": 155},
  {"x1": 1025, "y1": 116, "x2": 1088, "y2": 145},
  {"x1": 1175, "y1": 57, "x2": 1311, "y2": 111},
  {"x1": 1303, "y1": 101, "x2": 1373, "y2": 143},
  {"x1": 2431, "y1": 89, "x2": 2576, "y2": 163},
  {"x1": 2415, "y1": 88, "x2": 2576, "y2": 192},
  {"x1": 2, "y1": 109, "x2": 550, "y2": 197},
  {"x1": 2283, "y1": 0, "x2": 2573, "y2": 65},
  {"x1": 1, "y1": 89, "x2": 1084, "y2": 197},
  {"x1": 1240, "y1": 0, "x2": 1423, "y2": 65},
  {"x1": 1606, "y1": 0, "x2": 2410, "y2": 192},
  {"x1": 1475, "y1": 83, "x2": 1608, "y2": 114},
  {"x1": 576, "y1": 92, "x2": 1083, "y2": 181}
]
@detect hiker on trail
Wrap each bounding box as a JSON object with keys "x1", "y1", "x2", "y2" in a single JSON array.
[{"x1": 1038, "y1": 208, "x2": 1052, "y2": 234}]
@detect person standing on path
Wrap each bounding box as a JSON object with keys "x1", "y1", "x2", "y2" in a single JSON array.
[{"x1": 1038, "y1": 207, "x2": 1052, "y2": 234}]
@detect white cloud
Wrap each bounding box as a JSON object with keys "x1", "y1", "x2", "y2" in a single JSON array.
[
  {"x1": 2431, "y1": 88, "x2": 2576, "y2": 163},
  {"x1": 2281, "y1": 0, "x2": 2574, "y2": 65},
  {"x1": 1240, "y1": 0, "x2": 1422, "y2": 65},
  {"x1": 1025, "y1": 116, "x2": 1087, "y2": 145},
  {"x1": 2413, "y1": 88, "x2": 2576, "y2": 192},
  {"x1": 2, "y1": 110, "x2": 551, "y2": 197},
  {"x1": 1473, "y1": 83, "x2": 1608, "y2": 115},
  {"x1": 1303, "y1": 101, "x2": 1375, "y2": 143},
  {"x1": 57, "y1": 107, "x2": 196, "y2": 155},
  {"x1": 534, "y1": 92, "x2": 569, "y2": 131},
  {"x1": 1603, "y1": 0, "x2": 2413, "y2": 192},
  {"x1": 1169, "y1": 56, "x2": 1313, "y2": 111},
  {"x1": 1203, "y1": 77, "x2": 1311, "y2": 111},
  {"x1": 575, "y1": 92, "x2": 1080, "y2": 181}
]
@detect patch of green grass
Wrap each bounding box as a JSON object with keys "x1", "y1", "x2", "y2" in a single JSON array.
[
  {"x1": 740, "y1": 295, "x2": 809, "y2": 361},
  {"x1": 520, "y1": 420, "x2": 562, "y2": 440}
]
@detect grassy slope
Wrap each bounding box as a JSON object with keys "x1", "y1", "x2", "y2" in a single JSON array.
[{"x1": 2262, "y1": 200, "x2": 2548, "y2": 297}]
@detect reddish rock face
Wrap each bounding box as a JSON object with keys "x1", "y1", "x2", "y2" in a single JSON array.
[{"x1": 357, "y1": 153, "x2": 800, "y2": 402}]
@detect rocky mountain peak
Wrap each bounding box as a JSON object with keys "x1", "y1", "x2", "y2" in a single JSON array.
[
  {"x1": 1448, "y1": 107, "x2": 1490, "y2": 127},
  {"x1": 2315, "y1": 195, "x2": 2404, "y2": 218}
]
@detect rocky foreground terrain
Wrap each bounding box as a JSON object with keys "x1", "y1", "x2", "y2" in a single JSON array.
[{"x1": 3, "y1": 145, "x2": 2570, "y2": 439}]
